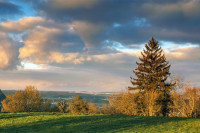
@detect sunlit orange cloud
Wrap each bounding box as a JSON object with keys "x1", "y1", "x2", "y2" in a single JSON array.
[
  {"x1": 0, "y1": 32, "x2": 19, "y2": 69},
  {"x1": 18, "y1": 25, "x2": 87, "y2": 64},
  {"x1": 165, "y1": 46, "x2": 200, "y2": 61},
  {"x1": 0, "y1": 17, "x2": 45, "y2": 32}
]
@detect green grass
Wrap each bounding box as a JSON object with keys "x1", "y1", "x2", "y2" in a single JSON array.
[{"x1": 0, "y1": 113, "x2": 199, "y2": 133}]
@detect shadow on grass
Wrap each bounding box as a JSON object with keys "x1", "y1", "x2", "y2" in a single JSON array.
[{"x1": 0, "y1": 114, "x2": 191, "y2": 133}]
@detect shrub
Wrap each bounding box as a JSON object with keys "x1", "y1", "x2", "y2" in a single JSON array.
[
  {"x1": 107, "y1": 90, "x2": 162, "y2": 116},
  {"x1": 171, "y1": 85, "x2": 200, "y2": 117},
  {"x1": 101, "y1": 104, "x2": 118, "y2": 115},
  {"x1": 67, "y1": 95, "x2": 89, "y2": 114},
  {"x1": 107, "y1": 92, "x2": 137, "y2": 115},
  {"x1": 88, "y1": 103, "x2": 100, "y2": 114},
  {"x1": 57, "y1": 98, "x2": 67, "y2": 113}
]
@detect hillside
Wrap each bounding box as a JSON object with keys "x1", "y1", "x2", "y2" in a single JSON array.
[
  {"x1": 0, "y1": 113, "x2": 199, "y2": 133},
  {"x1": 2, "y1": 90, "x2": 112, "y2": 106}
]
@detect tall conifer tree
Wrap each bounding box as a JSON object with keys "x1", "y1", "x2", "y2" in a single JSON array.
[{"x1": 129, "y1": 37, "x2": 174, "y2": 116}]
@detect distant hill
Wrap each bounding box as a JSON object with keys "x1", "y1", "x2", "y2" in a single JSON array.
[{"x1": 2, "y1": 90, "x2": 113, "y2": 106}]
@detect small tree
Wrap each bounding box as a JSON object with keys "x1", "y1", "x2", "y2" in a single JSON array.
[
  {"x1": 68, "y1": 95, "x2": 89, "y2": 114},
  {"x1": 24, "y1": 86, "x2": 42, "y2": 112},
  {"x1": 171, "y1": 83, "x2": 200, "y2": 117},
  {"x1": 1, "y1": 86, "x2": 42, "y2": 113},
  {"x1": 129, "y1": 37, "x2": 175, "y2": 116},
  {"x1": 1, "y1": 90, "x2": 25, "y2": 113},
  {"x1": 57, "y1": 97, "x2": 67, "y2": 113},
  {"x1": 108, "y1": 91, "x2": 138, "y2": 115}
]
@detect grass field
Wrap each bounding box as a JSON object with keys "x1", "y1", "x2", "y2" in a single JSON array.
[{"x1": 0, "y1": 113, "x2": 199, "y2": 133}]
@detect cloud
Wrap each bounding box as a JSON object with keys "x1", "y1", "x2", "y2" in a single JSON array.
[
  {"x1": 49, "y1": 0, "x2": 99, "y2": 9},
  {"x1": 31, "y1": 0, "x2": 200, "y2": 46},
  {"x1": 0, "y1": 65, "x2": 131, "y2": 92},
  {"x1": 0, "y1": 0, "x2": 199, "y2": 91},
  {"x1": 0, "y1": 32, "x2": 20, "y2": 70},
  {"x1": 140, "y1": 1, "x2": 200, "y2": 44},
  {"x1": 166, "y1": 46, "x2": 200, "y2": 61},
  {"x1": 0, "y1": 17, "x2": 45, "y2": 32},
  {"x1": 72, "y1": 21, "x2": 104, "y2": 47},
  {"x1": 48, "y1": 52, "x2": 85, "y2": 64},
  {"x1": 0, "y1": 79, "x2": 53, "y2": 90},
  {"x1": 19, "y1": 25, "x2": 85, "y2": 64},
  {"x1": 142, "y1": 1, "x2": 200, "y2": 18},
  {"x1": 170, "y1": 60, "x2": 200, "y2": 87}
]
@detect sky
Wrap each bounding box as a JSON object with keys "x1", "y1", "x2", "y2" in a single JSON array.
[{"x1": 0, "y1": 0, "x2": 199, "y2": 92}]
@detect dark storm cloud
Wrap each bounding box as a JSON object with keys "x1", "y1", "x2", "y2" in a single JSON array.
[
  {"x1": 40, "y1": 0, "x2": 135, "y2": 23},
  {"x1": 38, "y1": 0, "x2": 151, "y2": 47},
  {"x1": 26, "y1": 0, "x2": 200, "y2": 46},
  {"x1": 140, "y1": 0, "x2": 200, "y2": 44},
  {"x1": 0, "y1": 1, "x2": 22, "y2": 17}
]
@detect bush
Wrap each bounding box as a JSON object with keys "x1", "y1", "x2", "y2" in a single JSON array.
[
  {"x1": 57, "y1": 98, "x2": 67, "y2": 113},
  {"x1": 171, "y1": 85, "x2": 200, "y2": 117},
  {"x1": 67, "y1": 95, "x2": 89, "y2": 114},
  {"x1": 107, "y1": 92, "x2": 137, "y2": 115},
  {"x1": 101, "y1": 104, "x2": 118, "y2": 115},
  {"x1": 88, "y1": 103, "x2": 100, "y2": 114},
  {"x1": 107, "y1": 90, "x2": 162, "y2": 116}
]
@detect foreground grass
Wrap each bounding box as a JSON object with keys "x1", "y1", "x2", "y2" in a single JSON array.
[{"x1": 0, "y1": 113, "x2": 199, "y2": 133}]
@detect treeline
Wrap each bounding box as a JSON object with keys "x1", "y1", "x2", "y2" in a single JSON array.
[
  {"x1": 1, "y1": 86, "x2": 100, "y2": 114},
  {"x1": 105, "y1": 79, "x2": 200, "y2": 118},
  {"x1": 1, "y1": 83, "x2": 200, "y2": 117}
]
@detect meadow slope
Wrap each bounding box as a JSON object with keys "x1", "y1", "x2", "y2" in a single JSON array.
[{"x1": 0, "y1": 113, "x2": 199, "y2": 133}]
